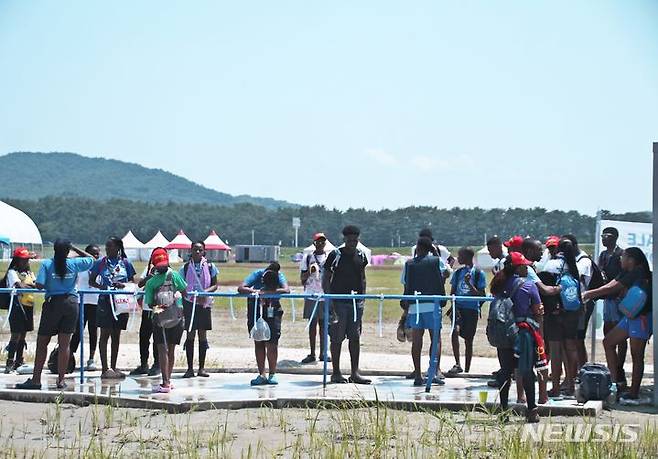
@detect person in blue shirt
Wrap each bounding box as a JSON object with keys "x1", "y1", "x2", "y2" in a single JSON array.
[
  {"x1": 238, "y1": 262, "x2": 290, "y2": 385},
  {"x1": 447, "y1": 247, "x2": 486, "y2": 375},
  {"x1": 16, "y1": 239, "x2": 94, "y2": 391},
  {"x1": 89, "y1": 236, "x2": 136, "y2": 379}
]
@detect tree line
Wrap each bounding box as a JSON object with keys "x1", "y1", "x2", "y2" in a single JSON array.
[{"x1": 4, "y1": 196, "x2": 650, "y2": 247}]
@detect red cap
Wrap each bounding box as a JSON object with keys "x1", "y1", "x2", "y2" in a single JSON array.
[
  {"x1": 504, "y1": 235, "x2": 524, "y2": 248},
  {"x1": 150, "y1": 248, "x2": 169, "y2": 268},
  {"x1": 545, "y1": 235, "x2": 560, "y2": 248},
  {"x1": 313, "y1": 232, "x2": 327, "y2": 241},
  {"x1": 510, "y1": 252, "x2": 533, "y2": 266},
  {"x1": 12, "y1": 247, "x2": 32, "y2": 259}
]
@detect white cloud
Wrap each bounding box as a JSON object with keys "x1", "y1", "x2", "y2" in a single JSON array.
[{"x1": 364, "y1": 149, "x2": 399, "y2": 167}]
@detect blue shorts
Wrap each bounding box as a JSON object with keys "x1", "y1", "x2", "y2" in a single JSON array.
[
  {"x1": 405, "y1": 308, "x2": 441, "y2": 330},
  {"x1": 603, "y1": 298, "x2": 622, "y2": 324},
  {"x1": 616, "y1": 313, "x2": 653, "y2": 341}
]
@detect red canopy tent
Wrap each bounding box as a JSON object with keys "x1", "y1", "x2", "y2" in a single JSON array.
[{"x1": 204, "y1": 230, "x2": 231, "y2": 262}]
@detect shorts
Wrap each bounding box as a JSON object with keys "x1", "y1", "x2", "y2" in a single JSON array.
[
  {"x1": 37, "y1": 294, "x2": 79, "y2": 336},
  {"x1": 543, "y1": 310, "x2": 580, "y2": 342},
  {"x1": 303, "y1": 298, "x2": 324, "y2": 321},
  {"x1": 454, "y1": 308, "x2": 478, "y2": 341},
  {"x1": 329, "y1": 300, "x2": 363, "y2": 343},
  {"x1": 247, "y1": 300, "x2": 283, "y2": 344},
  {"x1": 405, "y1": 307, "x2": 441, "y2": 330},
  {"x1": 577, "y1": 300, "x2": 595, "y2": 339},
  {"x1": 183, "y1": 299, "x2": 213, "y2": 331},
  {"x1": 9, "y1": 303, "x2": 34, "y2": 333},
  {"x1": 603, "y1": 298, "x2": 622, "y2": 324},
  {"x1": 96, "y1": 295, "x2": 129, "y2": 330},
  {"x1": 153, "y1": 321, "x2": 184, "y2": 345},
  {"x1": 616, "y1": 313, "x2": 653, "y2": 341}
]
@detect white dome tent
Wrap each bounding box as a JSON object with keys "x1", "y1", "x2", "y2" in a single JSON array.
[
  {"x1": 140, "y1": 231, "x2": 171, "y2": 262},
  {"x1": 121, "y1": 231, "x2": 144, "y2": 261},
  {"x1": 0, "y1": 200, "x2": 43, "y2": 259}
]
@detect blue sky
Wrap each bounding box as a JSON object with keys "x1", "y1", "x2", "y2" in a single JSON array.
[{"x1": 1, "y1": 0, "x2": 656, "y2": 214}]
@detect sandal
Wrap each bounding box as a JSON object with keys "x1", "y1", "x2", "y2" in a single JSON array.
[
  {"x1": 15, "y1": 378, "x2": 42, "y2": 390},
  {"x1": 447, "y1": 365, "x2": 463, "y2": 376},
  {"x1": 152, "y1": 384, "x2": 171, "y2": 393}
]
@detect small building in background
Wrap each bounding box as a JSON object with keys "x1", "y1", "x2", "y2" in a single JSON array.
[{"x1": 234, "y1": 245, "x2": 280, "y2": 263}]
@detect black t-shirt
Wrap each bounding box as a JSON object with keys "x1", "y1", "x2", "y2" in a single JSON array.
[
  {"x1": 324, "y1": 248, "x2": 368, "y2": 295},
  {"x1": 598, "y1": 247, "x2": 623, "y2": 282},
  {"x1": 616, "y1": 268, "x2": 652, "y2": 315}
]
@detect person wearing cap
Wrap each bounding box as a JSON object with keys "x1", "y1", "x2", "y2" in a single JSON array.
[
  {"x1": 504, "y1": 235, "x2": 524, "y2": 253},
  {"x1": 489, "y1": 252, "x2": 545, "y2": 423},
  {"x1": 143, "y1": 248, "x2": 188, "y2": 393},
  {"x1": 16, "y1": 240, "x2": 95, "y2": 390},
  {"x1": 597, "y1": 226, "x2": 627, "y2": 386},
  {"x1": 322, "y1": 225, "x2": 370, "y2": 384},
  {"x1": 300, "y1": 232, "x2": 330, "y2": 364},
  {"x1": 238, "y1": 262, "x2": 290, "y2": 386},
  {"x1": 2, "y1": 247, "x2": 37, "y2": 373}
]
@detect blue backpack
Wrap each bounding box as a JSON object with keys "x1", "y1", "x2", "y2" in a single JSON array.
[
  {"x1": 558, "y1": 267, "x2": 582, "y2": 311},
  {"x1": 619, "y1": 284, "x2": 648, "y2": 319}
]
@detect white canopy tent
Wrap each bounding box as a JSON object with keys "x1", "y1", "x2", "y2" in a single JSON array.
[
  {"x1": 337, "y1": 241, "x2": 372, "y2": 264},
  {"x1": 121, "y1": 231, "x2": 144, "y2": 261},
  {"x1": 203, "y1": 230, "x2": 231, "y2": 262},
  {"x1": 0, "y1": 200, "x2": 43, "y2": 258},
  {"x1": 140, "y1": 231, "x2": 171, "y2": 262},
  {"x1": 302, "y1": 239, "x2": 337, "y2": 257}
]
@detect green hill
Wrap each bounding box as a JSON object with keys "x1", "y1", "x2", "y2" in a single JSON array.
[{"x1": 0, "y1": 152, "x2": 295, "y2": 209}]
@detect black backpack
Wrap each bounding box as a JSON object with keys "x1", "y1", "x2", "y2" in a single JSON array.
[
  {"x1": 47, "y1": 346, "x2": 76, "y2": 374},
  {"x1": 575, "y1": 363, "x2": 612, "y2": 402},
  {"x1": 578, "y1": 254, "x2": 605, "y2": 290},
  {"x1": 0, "y1": 276, "x2": 9, "y2": 310},
  {"x1": 486, "y1": 278, "x2": 524, "y2": 349}
]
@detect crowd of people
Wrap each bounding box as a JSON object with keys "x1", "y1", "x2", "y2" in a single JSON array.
[{"x1": 0, "y1": 225, "x2": 653, "y2": 420}]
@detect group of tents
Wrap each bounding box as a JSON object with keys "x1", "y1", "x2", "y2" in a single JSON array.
[{"x1": 122, "y1": 229, "x2": 231, "y2": 262}]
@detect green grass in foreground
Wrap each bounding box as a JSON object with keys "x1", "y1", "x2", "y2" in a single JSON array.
[{"x1": 6, "y1": 398, "x2": 656, "y2": 458}]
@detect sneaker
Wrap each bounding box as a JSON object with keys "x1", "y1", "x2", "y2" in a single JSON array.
[
  {"x1": 447, "y1": 365, "x2": 463, "y2": 376},
  {"x1": 129, "y1": 364, "x2": 148, "y2": 376},
  {"x1": 85, "y1": 360, "x2": 98, "y2": 371},
  {"x1": 250, "y1": 375, "x2": 268, "y2": 386},
  {"x1": 267, "y1": 374, "x2": 279, "y2": 385},
  {"x1": 182, "y1": 369, "x2": 195, "y2": 378},
  {"x1": 148, "y1": 364, "x2": 161, "y2": 377},
  {"x1": 4, "y1": 359, "x2": 14, "y2": 374},
  {"x1": 301, "y1": 354, "x2": 316, "y2": 364}
]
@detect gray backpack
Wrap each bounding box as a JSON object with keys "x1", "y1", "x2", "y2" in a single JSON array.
[
  {"x1": 486, "y1": 278, "x2": 524, "y2": 349},
  {"x1": 575, "y1": 363, "x2": 612, "y2": 402},
  {"x1": 152, "y1": 271, "x2": 183, "y2": 329}
]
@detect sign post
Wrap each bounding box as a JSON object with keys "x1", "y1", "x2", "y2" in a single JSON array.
[{"x1": 292, "y1": 217, "x2": 301, "y2": 248}]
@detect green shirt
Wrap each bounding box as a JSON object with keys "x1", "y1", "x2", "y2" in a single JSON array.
[{"x1": 144, "y1": 268, "x2": 187, "y2": 307}]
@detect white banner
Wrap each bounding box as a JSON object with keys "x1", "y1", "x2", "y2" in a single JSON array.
[{"x1": 597, "y1": 219, "x2": 653, "y2": 264}]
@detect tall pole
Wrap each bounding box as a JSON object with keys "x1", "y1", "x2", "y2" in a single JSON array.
[
  {"x1": 251, "y1": 229, "x2": 255, "y2": 245},
  {"x1": 591, "y1": 209, "x2": 602, "y2": 362},
  {"x1": 651, "y1": 142, "x2": 658, "y2": 406}
]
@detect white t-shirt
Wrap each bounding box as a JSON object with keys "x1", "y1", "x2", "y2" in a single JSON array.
[
  {"x1": 300, "y1": 251, "x2": 327, "y2": 295},
  {"x1": 544, "y1": 255, "x2": 591, "y2": 292},
  {"x1": 576, "y1": 252, "x2": 593, "y2": 289},
  {"x1": 76, "y1": 270, "x2": 100, "y2": 305}
]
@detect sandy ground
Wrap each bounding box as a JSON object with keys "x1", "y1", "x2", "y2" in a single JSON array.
[{"x1": 0, "y1": 399, "x2": 655, "y2": 458}]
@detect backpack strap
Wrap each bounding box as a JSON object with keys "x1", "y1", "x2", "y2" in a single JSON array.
[{"x1": 507, "y1": 278, "x2": 525, "y2": 298}]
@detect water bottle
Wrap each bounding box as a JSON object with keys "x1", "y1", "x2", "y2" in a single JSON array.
[{"x1": 605, "y1": 383, "x2": 617, "y2": 408}]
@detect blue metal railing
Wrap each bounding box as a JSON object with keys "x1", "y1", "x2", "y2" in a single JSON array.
[{"x1": 0, "y1": 288, "x2": 493, "y2": 392}]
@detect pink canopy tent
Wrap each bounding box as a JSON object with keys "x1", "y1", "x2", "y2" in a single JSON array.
[
  {"x1": 204, "y1": 230, "x2": 231, "y2": 262},
  {"x1": 165, "y1": 230, "x2": 193, "y2": 249}
]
